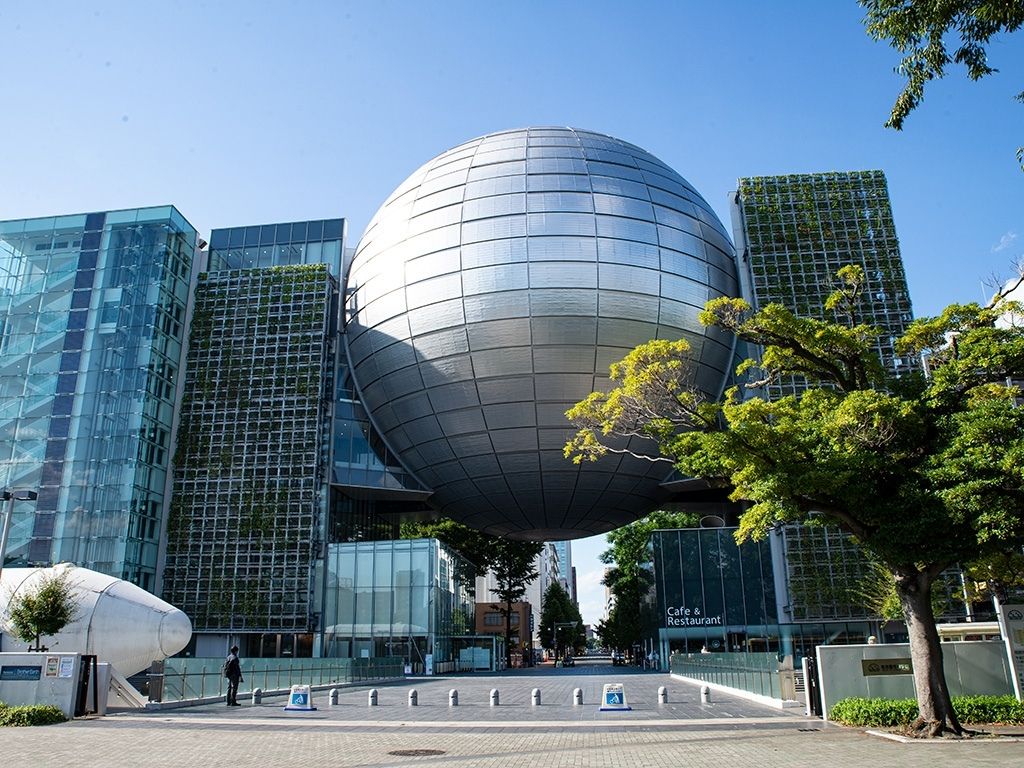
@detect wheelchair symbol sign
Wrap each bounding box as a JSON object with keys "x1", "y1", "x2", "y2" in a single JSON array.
[
  {"x1": 599, "y1": 683, "x2": 631, "y2": 711},
  {"x1": 291, "y1": 693, "x2": 307, "y2": 705}
]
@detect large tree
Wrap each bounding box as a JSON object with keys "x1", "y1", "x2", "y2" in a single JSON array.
[
  {"x1": 859, "y1": 0, "x2": 1024, "y2": 165},
  {"x1": 566, "y1": 266, "x2": 1024, "y2": 737}
]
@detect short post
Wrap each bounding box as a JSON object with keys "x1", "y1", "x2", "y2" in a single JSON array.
[
  {"x1": 572, "y1": 687, "x2": 583, "y2": 706},
  {"x1": 329, "y1": 688, "x2": 339, "y2": 707},
  {"x1": 531, "y1": 688, "x2": 541, "y2": 706},
  {"x1": 700, "y1": 685, "x2": 710, "y2": 704},
  {"x1": 368, "y1": 688, "x2": 378, "y2": 706},
  {"x1": 408, "y1": 689, "x2": 418, "y2": 707},
  {"x1": 490, "y1": 688, "x2": 500, "y2": 706},
  {"x1": 449, "y1": 688, "x2": 459, "y2": 707},
  {"x1": 251, "y1": 687, "x2": 263, "y2": 706},
  {"x1": 658, "y1": 686, "x2": 668, "y2": 704}
]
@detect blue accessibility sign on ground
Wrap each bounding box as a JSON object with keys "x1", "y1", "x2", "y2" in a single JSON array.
[
  {"x1": 284, "y1": 684, "x2": 317, "y2": 711},
  {"x1": 599, "y1": 682, "x2": 631, "y2": 711}
]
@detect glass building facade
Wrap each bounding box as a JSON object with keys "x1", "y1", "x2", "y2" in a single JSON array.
[
  {"x1": 0, "y1": 207, "x2": 196, "y2": 589},
  {"x1": 320, "y1": 537, "x2": 475, "y2": 669},
  {"x1": 731, "y1": 171, "x2": 917, "y2": 399},
  {"x1": 652, "y1": 528, "x2": 778, "y2": 655},
  {"x1": 651, "y1": 526, "x2": 970, "y2": 661}
]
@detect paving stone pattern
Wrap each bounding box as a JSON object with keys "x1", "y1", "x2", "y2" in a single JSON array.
[{"x1": 4, "y1": 662, "x2": 1022, "y2": 767}]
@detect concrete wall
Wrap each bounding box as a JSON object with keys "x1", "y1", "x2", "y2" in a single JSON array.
[
  {"x1": 0, "y1": 652, "x2": 82, "y2": 718},
  {"x1": 816, "y1": 641, "x2": 1013, "y2": 720}
]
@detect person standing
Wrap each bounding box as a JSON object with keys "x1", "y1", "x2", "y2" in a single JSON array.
[{"x1": 224, "y1": 645, "x2": 243, "y2": 706}]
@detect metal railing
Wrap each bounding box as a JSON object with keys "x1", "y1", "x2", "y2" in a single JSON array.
[
  {"x1": 154, "y1": 656, "x2": 404, "y2": 703},
  {"x1": 669, "y1": 652, "x2": 783, "y2": 699}
]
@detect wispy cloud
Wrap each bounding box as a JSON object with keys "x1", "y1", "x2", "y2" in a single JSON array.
[{"x1": 992, "y1": 231, "x2": 1018, "y2": 253}]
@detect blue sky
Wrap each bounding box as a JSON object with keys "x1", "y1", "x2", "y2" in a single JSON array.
[{"x1": 2, "y1": 1, "x2": 1020, "y2": 625}]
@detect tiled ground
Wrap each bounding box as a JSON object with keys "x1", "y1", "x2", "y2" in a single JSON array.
[{"x1": 5, "y1": 660, "x2": 1021, "y2": 767}]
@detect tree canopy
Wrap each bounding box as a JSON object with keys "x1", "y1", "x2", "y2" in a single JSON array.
[
  {"x1": 859, "y1": 0, "x2": 1024, "y2": 164},
  {"x1": 489, "y1": 538, "x2": 543, "y2": 666},
  {"x1": 566, "y1": 265, "x2": 1024, "y2": 736},
  {"x1": 538, "y1": 581, "x2": 585, "y2": 654}
]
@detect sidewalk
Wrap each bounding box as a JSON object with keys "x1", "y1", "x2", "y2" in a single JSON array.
[{"x1": 4, "y1": 667, "x2": 1022, "y2": 767}]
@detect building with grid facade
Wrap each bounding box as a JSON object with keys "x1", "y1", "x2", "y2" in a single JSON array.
[
  {"x1": 730, "y1": 170, "x2": 916, "y2": 399},
  {"x1": 161, "y1": 224, "x2": 338, "y2": 636},
  {"x1": 0, "y1": 207, "x2": 196, "y2": 590}
]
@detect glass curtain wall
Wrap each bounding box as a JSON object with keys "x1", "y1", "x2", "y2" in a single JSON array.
[
  {"x1": 0, "y1": 207, "x2": 196, "y2": 588},
  {"x1": 321, "y1": 538, "x2": 474, "y2": 666}
]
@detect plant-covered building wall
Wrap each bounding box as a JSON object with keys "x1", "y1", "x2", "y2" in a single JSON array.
[
  {"x1": 732, "y1": 170, "x2": 917, "y2": 398},
  {"x1": 163, "y1": 261, "x2": 335, "y2": 632}
]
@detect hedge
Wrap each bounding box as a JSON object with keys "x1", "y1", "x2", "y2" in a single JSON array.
[
  {"x1": 830, "y1": 695, "x2": 1024, "y2": 727},
  {"x1": 0, "y1": 702, "x2": 67, "y2": 727}
]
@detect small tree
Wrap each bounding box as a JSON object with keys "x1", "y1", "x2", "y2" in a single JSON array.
[
  {"x1": 538, "y1": 582, "x2": 584, "y2": 657},
  {"x1": 6, "y1": 567, "x2": 80, "y2": 651},
  {"x1": 489, "y1": 539, "x2": 542, "y2": 668}
]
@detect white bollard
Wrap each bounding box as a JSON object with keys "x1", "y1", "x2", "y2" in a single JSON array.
[
  {"x1": 329, "y1": 688, "x2": 339, "y2": 707},
  {"x1": 573, "y1": 688, "x2": 583, "y2": 706},
  {"x1": 368, "y1": 688, "x2": 378, "y2": 706},
  {"x1": 700, "y1": 685, "x2": 710, "y2": 704},
  {"x1": 531, "y1": 688, "x2": 542, "y2": 706},
  {"x1": 251, "y1": 687, "x2": 262, "y2": 705},
  {"x1": 449, "y1": 689, "x2": 459, "y2": 707},
  {"x1": 490, "y1": 688, "x2": 500, "y2": 706},
  {"x1": 408, "y1": 689, "x2": 418, "y2": 706},
  {"x1": 658, "y1": 686, "x2": 668, "y2": 704}
]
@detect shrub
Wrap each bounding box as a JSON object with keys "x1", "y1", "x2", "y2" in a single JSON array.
[
  {"x1": 830, "y1": 697, "x2": 918, "y2": 727},
  {"x1": 830, "y1": 695, "x2": 1024, "y2": 727},
  {"x1": 0, "y1": 704, "x2": 66, "y2": 727}
]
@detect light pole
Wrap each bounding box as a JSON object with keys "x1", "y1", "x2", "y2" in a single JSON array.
[{"x1": 0, "y1": 488, "x2": 38, "y2": 582}]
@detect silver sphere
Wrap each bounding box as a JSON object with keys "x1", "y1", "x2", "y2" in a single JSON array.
[{"x1": 346, "y1": 128, "x2": 738, "y2": 539}]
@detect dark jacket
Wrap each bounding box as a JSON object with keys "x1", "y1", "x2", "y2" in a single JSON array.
[{"x1": 224, "y1": 652, "x2": 242, "y2": 681}]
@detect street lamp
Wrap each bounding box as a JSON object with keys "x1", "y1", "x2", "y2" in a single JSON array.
[{"x1": 0, "y1": 489, "x2": 38, "y2": 581}]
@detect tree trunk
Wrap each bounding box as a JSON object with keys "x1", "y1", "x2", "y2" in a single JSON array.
[
  {"x1": 504, "y1": 601, "x2": 513, "y2": 669},
  {"x1": 896, "y1": 570, "x2": 965, "y2": 737}
]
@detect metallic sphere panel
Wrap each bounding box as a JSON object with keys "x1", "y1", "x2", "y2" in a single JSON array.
[{"x1": 347, "y1": 128, "x2": 739, "y2": 539}]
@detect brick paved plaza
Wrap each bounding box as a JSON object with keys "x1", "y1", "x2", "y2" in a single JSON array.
[{"x1": 4, "y1": 661, "x2": 1021, "y2": 767}]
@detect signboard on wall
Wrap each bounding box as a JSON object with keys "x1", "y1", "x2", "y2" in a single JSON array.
[
  {"x1": 665, "y1": 607, "x2": 723, "y2": 627},
  {"x1": 860, "y1": 658, "x2": 913, "y2": 676},
  {"x1": 0, "y1": 665, "x2": 42, "y2": 681}
]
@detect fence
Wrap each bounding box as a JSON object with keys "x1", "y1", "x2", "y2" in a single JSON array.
[
  {"x1": 154, "y1": 656, "x2": 404, "y2": 703},
  {"x1": 669, "y1": 652, "x2": 785, "y2": 699}
]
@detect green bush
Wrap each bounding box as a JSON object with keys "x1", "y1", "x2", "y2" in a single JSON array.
[
  {"x1": 830, "y1": 697, "x2": 918, "y2": 727},
  {"x1": 0, "y1": 704, "x2": 66, "y2": 727},
  {"x1": 830, "y1": 695, "x2": 1024, "y2": 726}
]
